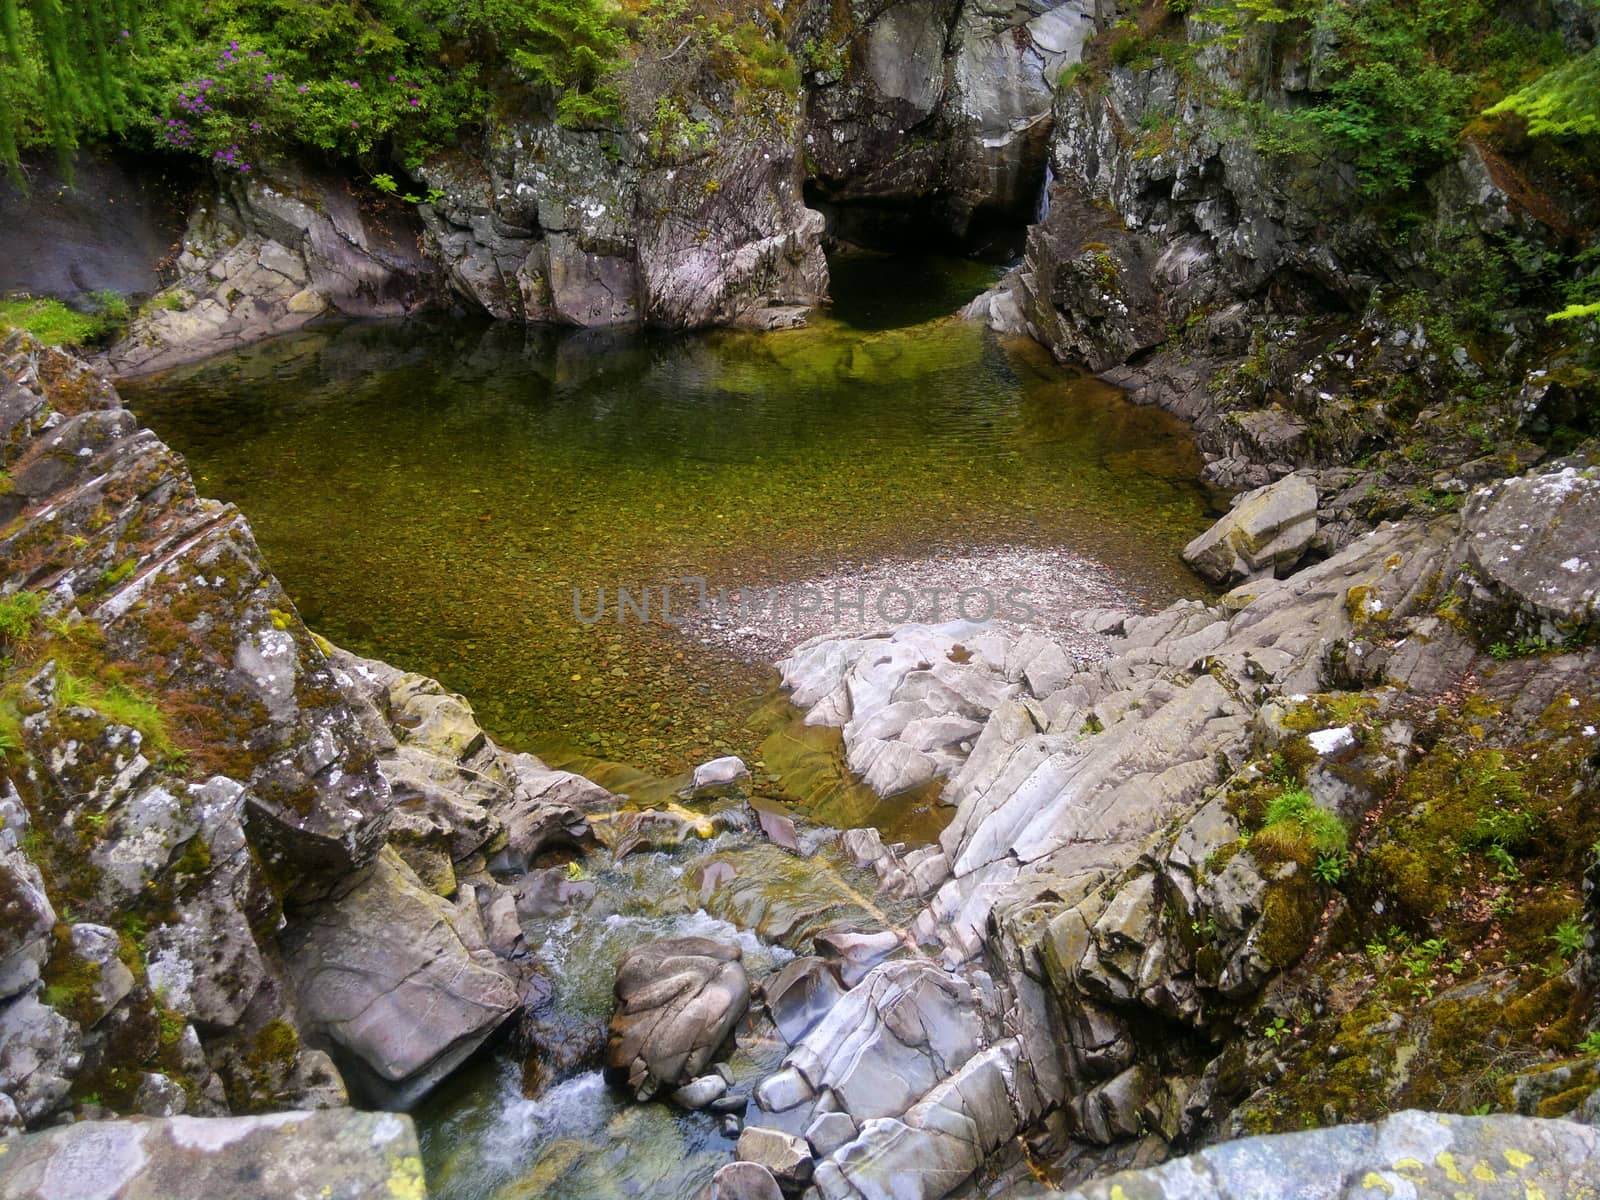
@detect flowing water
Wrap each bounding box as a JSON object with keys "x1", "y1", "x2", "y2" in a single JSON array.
[{"x1": 123, "y1": 253, "x2": 1215, "y2": 1198}]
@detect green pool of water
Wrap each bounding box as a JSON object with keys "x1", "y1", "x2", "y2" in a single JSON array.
[{"x1": 124, "y1": 253, "x2": 1212, "y2": 793}]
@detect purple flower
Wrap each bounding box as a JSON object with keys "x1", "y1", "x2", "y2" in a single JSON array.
[
  {"x1": 250, "y1": 122, "x2": 261, "y2": 130},
  {"x1": 409, "y1": 97, "x2": 420, "y2": 106},
  {"x1": 120, "y1": 29, "x2": 129, "y2": 38},
  {"x1": 351, "y1": 120, "x2": 360, "y2": 127},
  {"x1": 298, "y1": 85, "x2": 308, "y2": 93},
  {"x1": 240, "y1": 164, "x2": 252, "y2": 172}
]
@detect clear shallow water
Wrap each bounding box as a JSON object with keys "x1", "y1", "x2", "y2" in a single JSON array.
[
  {"x1": 123, "y1": 253, "x2": 1212, "y2": 790},
  {"x1": 121, "y1": 254, "x2": 1216, "y2": 1199}
]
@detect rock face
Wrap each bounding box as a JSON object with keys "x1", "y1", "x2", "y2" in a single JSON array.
[
  {"x1": 1182, "y1": 473, "x2": 1319, "y2": 584},
  {"x1": 105, "y1": 160, "x2": 438, "y2": 376},
  {"x1": 0, "y1": 1108, "x2": 422, "y2": 1200},
  {"x1": 798, "y1": 0, "x2": 1097, "y2": 241},
  {"x1": 0, "y1": 151, "x2": 195, "y2": 301},
  {"x1": 779, "y1": 621, "x2": 1078, "y2": 797},
  {"x1": 420, "y1": 112, "x2": 827, "y2": 332},
  {"x1": 606, "y1": 937, "x2": 751, "y2": 1100},
  {"x1": 1048, "y1": 1111, "x2": 1600, "y2": 1200}
]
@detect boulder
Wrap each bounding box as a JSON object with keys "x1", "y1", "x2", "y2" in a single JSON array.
[
  {"x1": 1457, "y1": 462, "x2": 1600, "y2": 637},
  {"x1": 0, "y1": 1108, "x2": 422, "y2": 1200},
  {"x1": 735, "y1": 1126, "x2": 814, "y2": 1194},
  {"x1": 605, "y1": 937, "x2": 750, "y2": 1100},
  {"x1": 690, "y1": 755, "x2": 752, "y2": 795},
  {"x1": 0, "y1": 992, "x2": 80, "y2": 1125},
  {"x1": 1049, "y1": 1110, "x2": 1600, "y2": 1200},
  {"x1": 1182, "y1": 474, "x2": 1319, "y2": 585},
  {"x1": 280, "y1": 848, "x2": 518, "y2": 1109},
  {"x1": 705, "y1": 1161, "x2": 784, "y2": 1200}
]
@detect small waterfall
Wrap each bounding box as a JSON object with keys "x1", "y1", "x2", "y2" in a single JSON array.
[{"x1": 1035, "y1": 163, "x2": 1055, "y2": 224}]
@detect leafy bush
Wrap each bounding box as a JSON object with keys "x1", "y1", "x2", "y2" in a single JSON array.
[
  {"x1": 1, "y1": 0, "x2": 633, "y2": 177},
  {"x1": 1201, "y1": 0, "x2": 1570, "y2": 197}
]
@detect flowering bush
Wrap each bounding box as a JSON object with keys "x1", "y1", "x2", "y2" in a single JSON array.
[{"x1": 155, "y1": 34, "x2": 456, "y2": 173}]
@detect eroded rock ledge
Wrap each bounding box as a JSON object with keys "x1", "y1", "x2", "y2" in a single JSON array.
[{"x1": 736, "y1": 451, "x2": 1600, "y2": 1198}]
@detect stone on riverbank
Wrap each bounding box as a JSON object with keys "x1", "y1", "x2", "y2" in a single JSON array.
[
  {"x1": 279, "y1": 848, "x2": 519, "y2": 1110},
  {"x1": 606, "y1": 937, "x2": 750, "y2": 1100},
  {"x1": 1181, "y1": 473, "x2": 1318, "y2": 585}
]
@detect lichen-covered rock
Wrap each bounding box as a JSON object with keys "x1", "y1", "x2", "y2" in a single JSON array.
[
  {"x1": 1048, "y1": 1110, "x2": 1600, "y2": 1200},
  {"x1": 605, "y1": 937, "x2": 750, "y2": 1100},
  {"x1": 1456, "y1": 460, "x2": 1600, "y2": 638},
  {"x1": 0, "y1": 1108, "x2": 423, "y2": 1200},
  {"x1": 421, "y1": 111, "x2": 827, "y2": 332}
]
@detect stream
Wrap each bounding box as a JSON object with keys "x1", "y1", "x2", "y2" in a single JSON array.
[{"x1": 122, "y1": 252, "x2": 1215, "y2": 1198}]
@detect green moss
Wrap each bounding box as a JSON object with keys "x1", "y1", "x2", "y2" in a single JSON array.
[
  {"x1": 172, "y1": 835, "x2": 211, "y2": 876},
  {"x1": 39, "y1": 925, "x2": 104, "y2": 1026},
  {"x1": 1257, "y1": 870, "x2": 1322, "y2": 968},
  {"x1": 53, "y1": 668, "x2": 176, "y2": 759},
  {"x1": 97, "y1": 558, "x2": 137, "y2": 591}
]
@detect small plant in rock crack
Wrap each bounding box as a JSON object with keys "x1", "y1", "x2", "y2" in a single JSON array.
[
  {"x1": 1263, "y1": 1015, "x2": 1291, "y2": 1042},
  {"x1": 1313, "y1": 850, "x2": 1350, "y2": 885},
  {"x1": 1551, "y1": 917, "x2": 1590, "y2": 959},
  {"x1": 1577, "y1": 1031, "x2": 1600, "y2": 1056}
]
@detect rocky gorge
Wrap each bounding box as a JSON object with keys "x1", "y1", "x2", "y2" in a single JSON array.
[{"x1": 2, "y1": 0, "x2": 1600, "y2": 1198}]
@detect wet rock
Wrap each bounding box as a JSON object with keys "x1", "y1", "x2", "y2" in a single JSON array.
[
  {"x1": 691, "y1": 755, "x2": 752, "y2": 795},
  {"x1": 706, "y1": 1160, "x2": 784, "y2": 1200},
  {"x1": 0, "y1": 1108, "x2": 422, "y2": 1200},
  {"x1": 1182, "y1": 474, "x2": 1319, "y2": 585},
  {"x1": 762, "y1": 957, "x2": 847, "y2": 1047},
  {"x1": 780, "y1": 960, "x2": 983, "y2": 1125},
  {"x1": 604, "y1": 807, "x2": 715, "y2": 858},
  {"x1": 605, "y1": 937, "x2": 750, "y2": 1100},
  {"x1": 814, "y1": 928, "x2": 904, "y2": 988},
  {"x1": 735, "y1": 1125, "x2": 814, "y2": 1194},
  {"x1": 815, "y1": 1040, "x2": 1040, "y2": 1200},
  {"x1": 748, "y1": 797, "x2": 801, "y2": 853},
  {"x1": 280, "y1": 848, "x2": 519, "y2": 1109},
  {"x1": 671, "y1": 1074, "x2": 730, "y2": 1110}
]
